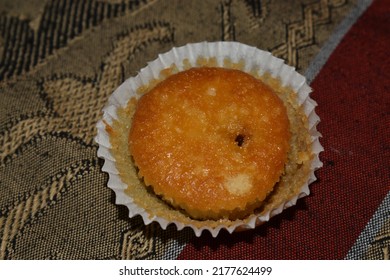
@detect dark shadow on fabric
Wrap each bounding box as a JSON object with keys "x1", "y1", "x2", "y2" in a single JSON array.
[{"x1": 189, "y1": 198, "x2": 309, "y2": 251}]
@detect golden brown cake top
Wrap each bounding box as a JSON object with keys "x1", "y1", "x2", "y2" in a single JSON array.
[{"x1": 129, "y1": 67, "x2": 291, "y2": 220}]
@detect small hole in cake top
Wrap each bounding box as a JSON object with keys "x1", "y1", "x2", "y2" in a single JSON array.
[{"x1": 235, "y1": 134, "x2": 245, "y2": 147}]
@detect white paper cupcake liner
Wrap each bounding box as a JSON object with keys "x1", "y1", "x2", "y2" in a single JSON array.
[{"x1": 95, "y1": 41, "x2": 323, "y2": 237}]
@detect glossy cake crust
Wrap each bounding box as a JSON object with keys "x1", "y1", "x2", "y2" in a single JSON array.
[{"x1": 129, "y1": 67, "x2": 291, "y2": 220}]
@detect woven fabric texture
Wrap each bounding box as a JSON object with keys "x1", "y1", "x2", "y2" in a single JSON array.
[{"x1": 0, "y1": 0, "x2": 388, "y2": 260}]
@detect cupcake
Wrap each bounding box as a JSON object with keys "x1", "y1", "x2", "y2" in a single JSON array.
[{"x1": 95, "y1": 42, "x2": 323, "y2": 237}]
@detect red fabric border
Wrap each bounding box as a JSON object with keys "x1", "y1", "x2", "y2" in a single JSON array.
[{"x1": 178, "y1": 0, "x2": 390, "y2": 260}]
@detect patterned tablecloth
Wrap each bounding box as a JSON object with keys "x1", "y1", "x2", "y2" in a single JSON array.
[{"x1": 0, "y1": 0, "x2": 388, "y2": 260}]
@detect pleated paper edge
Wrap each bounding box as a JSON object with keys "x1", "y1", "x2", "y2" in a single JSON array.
[{"x1": 95, "y1": 41, "x2": 324, "y2": 238}]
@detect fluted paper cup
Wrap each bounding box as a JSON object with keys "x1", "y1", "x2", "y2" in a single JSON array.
[{"x1": 95, "y1": 42, "x2": 323, "y2": 237}]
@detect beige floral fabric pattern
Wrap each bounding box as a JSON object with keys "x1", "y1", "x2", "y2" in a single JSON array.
[{"x1": 2, "y1": 0, "x2": 387, "y2": 260}]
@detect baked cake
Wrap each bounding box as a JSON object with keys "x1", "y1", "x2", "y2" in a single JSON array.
[
  {"x1": 97, "y1": 42, "x2": 322, "y2": 236},
  {"x1": 129, "y1": 67, "x2": 292, "y2": 220}
]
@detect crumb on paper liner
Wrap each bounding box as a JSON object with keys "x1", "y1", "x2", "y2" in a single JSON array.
[{"x1": 95, "y1": 42, "x2": 323, "y2": 237}]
